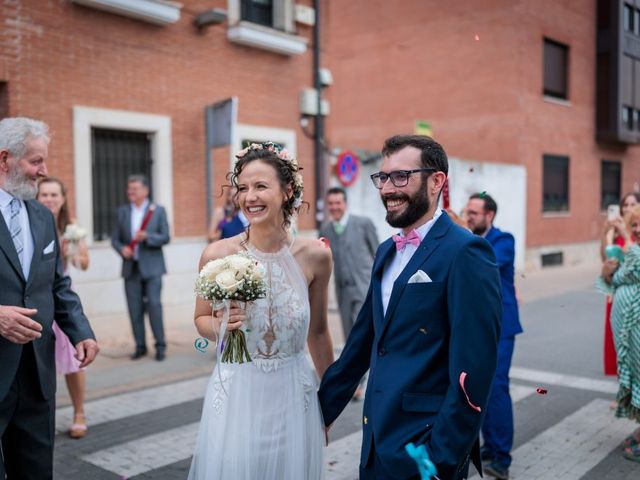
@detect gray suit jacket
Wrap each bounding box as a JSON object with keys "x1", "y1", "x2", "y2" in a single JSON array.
[
  {"x1": 319, "y1": 214, "x2": 378, "y2": 299},
  {"x1": 111, "y1": 203, "x2": 170, "y2": 279},
  {"x1": 0, "y1": 200, "x2": 95, "y2": 402}
]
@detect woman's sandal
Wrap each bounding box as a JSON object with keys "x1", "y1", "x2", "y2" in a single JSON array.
[
  {"x1": 622, "y1": 429, "x2": 640, "y2": 449},
  {"x1": 69, "y1": 413, "x2": 88, "y2": 439},
  {"x1": 623, "y1": 444, "x2": 640, "y2": 463}
]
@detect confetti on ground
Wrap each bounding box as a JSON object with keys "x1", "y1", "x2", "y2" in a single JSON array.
[
  {"x1": 194, "y1": 337, "x2": 209, "y2": 354},
  {"x1": 536, "y1": 388, "x2": 548, "y2": 395}
]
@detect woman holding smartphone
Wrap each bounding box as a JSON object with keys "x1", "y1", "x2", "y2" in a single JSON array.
[{"x1": 600, "y1": 193, "x2": 640, "y2": 377}]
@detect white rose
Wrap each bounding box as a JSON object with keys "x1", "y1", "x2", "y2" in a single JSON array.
[
  {"x1": 251, "y1": 263, "x2": 265, "y2": 281},
  {"x1": 201, "y1": 258, "x2": 227, "y2": 281},
  {"x1": 216, "y1": 269, "x2": 244, "y2": 293},
  {"x1": 227, "y1": 254, "x2": 253, "y2": 279}
]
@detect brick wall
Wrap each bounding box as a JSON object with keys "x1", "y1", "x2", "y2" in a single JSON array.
[
  {"x1": 324, "y1": 0, "x2": 640, "y2": 248},
  {"x1": 0, "y1": 0, "x2": 317, "y2": 235}
]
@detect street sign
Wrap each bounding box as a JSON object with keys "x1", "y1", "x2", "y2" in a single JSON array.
[{"x1": 336, "y1": 150, "x2": 360, "y2": 186}]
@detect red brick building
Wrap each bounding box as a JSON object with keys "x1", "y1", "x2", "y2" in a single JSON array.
[
  {"x1": 2, "y1": 0, "x2": 640, "y2": 315},
  {"x1": 324, "y1": 0, "x2": 640, "y2": 269},
  {"x1": 0, "y1": 0, "x2": 319, "y2": 314}
]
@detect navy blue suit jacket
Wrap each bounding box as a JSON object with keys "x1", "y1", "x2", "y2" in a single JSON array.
[
  {"x1": 318, "y1": 213, "x2": 502, "y2": 479},
  {"x1": 484, "y1": 227, "x2": 522, "y2": 338}
]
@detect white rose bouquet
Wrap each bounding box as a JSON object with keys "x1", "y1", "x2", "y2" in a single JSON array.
[
  {"x1": 195, "y1": 251, "x2": 267, "y2": 363},
  {"x1": 62, "y1": 223, "x2": 87, "y2": 261}
]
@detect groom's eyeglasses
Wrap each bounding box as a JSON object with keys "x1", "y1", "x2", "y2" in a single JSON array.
[{"x1": 370, "y1": 168, "x2": 436, "y2": 189}]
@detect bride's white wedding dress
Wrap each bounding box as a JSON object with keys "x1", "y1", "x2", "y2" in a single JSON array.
[{"x1": 188, "y1": 242, "x2": 325, "y2": 479}]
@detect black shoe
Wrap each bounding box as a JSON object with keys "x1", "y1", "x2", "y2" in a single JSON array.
[
  {"x1": 480, "y1": 447, "x2": 494, "y2": 463},
  {"x1": 484, "y1": 461, "x2": 509, "y2": 480},
  {"x1": 131, "y1": 348, "x2": 147, "y2": 360},
  {"x1": 155, "y1": 350, "x2": 166, "y2": 361}
]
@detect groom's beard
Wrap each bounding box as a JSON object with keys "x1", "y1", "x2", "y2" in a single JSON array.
[
  {"x1": 382, "y1": 187, "x2": 430, "y2": 229},
  {"x1": 4, "y1": 165, "x2": 38, "y2": 200}
]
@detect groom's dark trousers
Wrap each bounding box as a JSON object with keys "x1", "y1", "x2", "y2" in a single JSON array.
[
  {"x1": 319, "y1": 212, "x2": 502, "y2": 479},
  {"x1": 0, "y1": 200, "x2": 95, "y2": 479}
]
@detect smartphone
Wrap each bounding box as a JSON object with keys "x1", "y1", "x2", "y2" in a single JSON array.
[{"x1": 607, "y1": 204, "x2": 620, "y2": 221}]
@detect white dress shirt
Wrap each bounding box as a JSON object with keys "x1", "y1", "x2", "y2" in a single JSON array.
[
  {"x1": 381, "y1": 208, "x2": 443, "y2": 315},
  {"x1": 0, "y1": 187, "x2": 35, "y2": 278},
  {"x1": 130, "y1": 199, "x2": 149, "y2": 260}
]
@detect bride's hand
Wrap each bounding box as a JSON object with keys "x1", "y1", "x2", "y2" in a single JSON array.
[{"x1": 212, "y1": 301, "x2": 247, "y2": 332}]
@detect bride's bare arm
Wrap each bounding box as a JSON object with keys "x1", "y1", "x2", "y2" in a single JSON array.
[
  {"x1": 306, "y1": 241, "x2": 334, "y2": 378},
  {"x1": 194, "y1": 238, "x2": 246, "y2": 339}
]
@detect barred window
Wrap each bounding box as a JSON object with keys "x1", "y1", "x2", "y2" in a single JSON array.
[
  {"x1": 91, "y1": 128, "x2": 152, "y2": 241},
  {"x1": 542, "y1": 154, "x2": 570, "y2": 212}
]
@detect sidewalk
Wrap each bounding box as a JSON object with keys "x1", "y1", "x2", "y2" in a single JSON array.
[{"x1": 56, "y1": 263, "x2": 600, "y2": 407}]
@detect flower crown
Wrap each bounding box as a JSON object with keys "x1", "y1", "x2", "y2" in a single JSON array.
[{"x1": 235, "y1": 142, "x2": 304, "y2": 208}]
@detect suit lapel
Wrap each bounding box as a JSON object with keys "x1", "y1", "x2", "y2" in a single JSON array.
[
  {"x1": 372, "y1": 239, "x2": 395, "y2": 330},
  {"x1": 381, "y1": 213, "x2": 452, "y2": 333},
  {"x1": 25, "y1": 200, "x2": 45, "y2": 286},
  {"x1": 0, "y1": 207, "x2": 25, "y2": 282}
]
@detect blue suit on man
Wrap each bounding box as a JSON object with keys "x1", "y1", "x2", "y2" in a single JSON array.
[
  {"x1": 319, "y1": 212, "x2": 502, "y2": 479},
  {"x1": 481, "y1": 227, "x2": 523, "y2": 469}
]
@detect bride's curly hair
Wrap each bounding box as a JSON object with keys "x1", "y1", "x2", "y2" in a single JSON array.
[{"x1": 228, "y1": 142, "x2": 305, "y2": 235}]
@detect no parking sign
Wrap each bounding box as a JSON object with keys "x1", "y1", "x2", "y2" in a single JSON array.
[{"x1": 335, "y1": 151, "x2": 360, "y2": 186}]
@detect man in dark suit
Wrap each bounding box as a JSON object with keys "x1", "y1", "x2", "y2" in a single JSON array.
[
  {"x1": 466, "y1": 193, "x2": 523, "y2": 480},
  {"x1": 320, "y1": 187, "x2": 379, "y2": 400},
  {"x1": 0, "y1": 117, "x2": 98, "y2": 479},
  {"x1": 318, "y1": 134, "x2": 502, "y2": 479},
  {"x1": 112, "y1": 175, "x2": 170, "y2": 361}
]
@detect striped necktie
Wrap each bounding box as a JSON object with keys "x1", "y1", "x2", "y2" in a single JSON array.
[{"x1": 9, "y1": 198, "x2": 24, "y2": 265}]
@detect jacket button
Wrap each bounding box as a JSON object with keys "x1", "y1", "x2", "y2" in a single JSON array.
[{"x1": 378, "y1": 348, "x2": 386, "y2": 356}]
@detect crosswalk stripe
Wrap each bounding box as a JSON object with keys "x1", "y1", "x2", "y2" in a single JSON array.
[
  {"x1": 469, "y1": 399, "x2": 636, "y2": 479},
  {"x1": 324, "y1": 384, "x2": 536, "y2": 480},
  {"x1": 510, "y1": 366, "x2": 619, "y2": 394},
  {"x1": 55, "y1": 376, "x2": 209, "y2": 433},
  {"x1": 81, "y1": 422, "x2": 200, "y2": 477}
]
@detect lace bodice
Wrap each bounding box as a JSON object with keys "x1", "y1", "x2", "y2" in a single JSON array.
[{"x1": 243, "y1": 241, "x2": 310, "y2": 372}]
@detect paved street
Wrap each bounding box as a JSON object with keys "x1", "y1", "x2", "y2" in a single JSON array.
[{"x1": 53, "y1": 264, "x2": 640, "y2": 479}]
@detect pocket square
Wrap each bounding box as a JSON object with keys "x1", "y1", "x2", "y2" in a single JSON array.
[
  {"x1": 408, "y1": 270, "x2": 432, "y2": 284},
  {"x1": 43, "y1": 240, "x2": 55, "y2": 255}
]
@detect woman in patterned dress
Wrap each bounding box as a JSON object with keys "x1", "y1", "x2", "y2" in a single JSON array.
[
  {"x1": 189, "y1": 143, "x2": 334, "y2": 479},
  {"x1": 602, "y1": 204, "x2": 640, "y2": 462},
  {"x1": 599, "y1": 193, "x2": 640, "y2": 377}
]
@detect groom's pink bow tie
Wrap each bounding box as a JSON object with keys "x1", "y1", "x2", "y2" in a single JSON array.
[{"x1": 392, "y1": 229, "x2": 421, "y2": 251}]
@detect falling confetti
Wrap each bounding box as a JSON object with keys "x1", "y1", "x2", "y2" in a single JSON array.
[
  {"x1": 194, "y1": 337, "x2": 209, "y2": 354},
  {"x1": 479, "y1": 191, "x2": 487, "y2": 198},
  {"x1": 319, "y1": 237, "x2": 330, "y2": 248},
  {"x1": 459, "y1": 372, "x2": 482, "y2": 412},
  {"x1": 475, "y1": 34, "x2": 480, "y2": 41},
  {"x1": 536, "y1": 388, "x2": 548, "y2": 395}
]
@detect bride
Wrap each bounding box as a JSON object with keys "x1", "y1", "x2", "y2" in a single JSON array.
[{"x1": 188, "y1": 143, "x2": 334, "y2": 479}]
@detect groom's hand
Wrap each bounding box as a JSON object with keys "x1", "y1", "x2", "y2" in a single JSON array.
[
  {"x1": 0, "y1": 305, "x2": 41, "y2": 344},
  {"x1": 75, "y1": 339, "x2": 99, "y2": 368}
]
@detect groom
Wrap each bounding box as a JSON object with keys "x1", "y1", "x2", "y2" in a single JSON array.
[{"x1": 318, "y1": 134, "x2": 502, "y2": 479}]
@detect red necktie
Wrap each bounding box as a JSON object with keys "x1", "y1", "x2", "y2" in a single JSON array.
[{"x1": 392, "y1": 229, "x2": 421, "y2": 251}]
